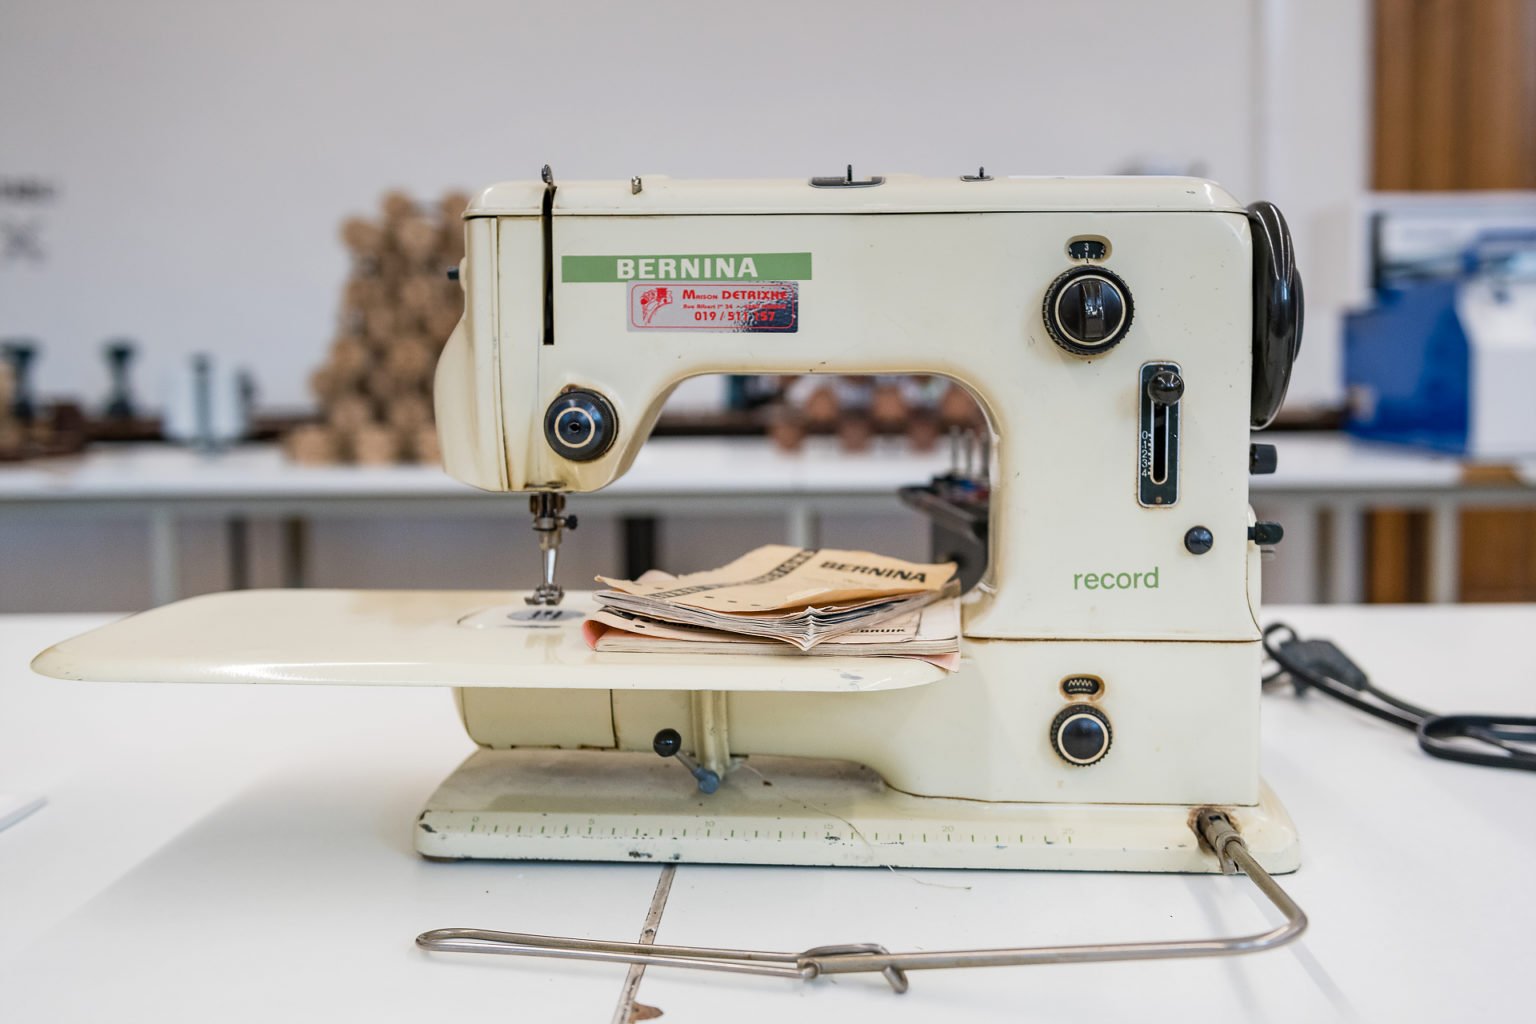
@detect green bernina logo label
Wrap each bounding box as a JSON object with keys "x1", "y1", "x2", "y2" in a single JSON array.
[{"x1": 563, "y1": 252, "x2": 812, "y2": 283}]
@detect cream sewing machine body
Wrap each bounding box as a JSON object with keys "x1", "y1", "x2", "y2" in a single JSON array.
[{"x1": 33, "y1": 171, "x2": 1304, "y2": 873}]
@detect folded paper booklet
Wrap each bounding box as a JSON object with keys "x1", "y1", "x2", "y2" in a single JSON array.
[
  {"x1": 596, "y1": 544, "x2": 957, "y2": 613},
  {"x1": 584, "y1": 600, "x2": 962, "y2": 671},
  {"x1": 585, "y1": 545, "x2": 960, "y2": 660}
]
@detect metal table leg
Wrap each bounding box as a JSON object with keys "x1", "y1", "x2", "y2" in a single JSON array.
[
  {"x1": 226, "y1": 516, "x2": 250, "y2": 590},
  {"x1": 786, "y1": 502, "x2": 820, "y2": 550},
  {"x1": 148, "y1": 506, "x2": 180, "y2": 606},
  {"x1": 1427, "y1": 497, "x2": 1461, "y2": 603},
  {"x1": 281, "y1": 517, "x2": 308, "y2": 589},
  {"x1": 1324, "y1": 499, "x2": 1365, "y2": 604}
]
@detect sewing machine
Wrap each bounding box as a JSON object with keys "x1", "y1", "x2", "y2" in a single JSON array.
[{"x1": 32, "y1": 171, "x2": 1303, "y2": 879}]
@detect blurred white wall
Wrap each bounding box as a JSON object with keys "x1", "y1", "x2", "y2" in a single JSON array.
[{"x1": 1, "y1": 0, "x2": 1365, "y2": 414}]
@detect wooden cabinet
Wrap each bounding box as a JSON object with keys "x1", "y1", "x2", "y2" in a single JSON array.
[
  {"x1": 1367, "y1": 0, "x2": 1536, "y2": 603},
  {"x1": 1374, "y1": 0, "x2": 1536, "y2": 191}
]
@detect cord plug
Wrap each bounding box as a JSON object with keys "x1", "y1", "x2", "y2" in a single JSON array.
[{"x1": 1273, "y1": 637, "x2": 1370, "y2": 693}]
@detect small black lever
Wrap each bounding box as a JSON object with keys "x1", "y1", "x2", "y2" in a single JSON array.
[
  {"x1": 1146, "y1": 370, "x2": 1185, "y2": 406},
  {"x1": 1248, "y1": 522, "x2": 1284, "y2": 546},
  {"x1": 1249, "y1": 443, "x2": 1278, "y2": 475},
  {"x1": 653, "y1": 728, "x2": 720, "y2": 794}
]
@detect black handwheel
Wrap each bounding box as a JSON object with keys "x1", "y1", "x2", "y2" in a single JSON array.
[{"x1": 1247, "y1": 201, "x2": 1303, "y2": 429}]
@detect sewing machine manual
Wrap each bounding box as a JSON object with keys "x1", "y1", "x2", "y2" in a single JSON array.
[{"x1": 582, "y1": 545, "x2": 960, "y2": 662}]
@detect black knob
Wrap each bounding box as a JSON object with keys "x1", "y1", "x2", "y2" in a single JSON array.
[
  {"x1": 1043, "y1": 266, "x2": 1134, "y2": 356},
  {"x1": 653, "y1": 728, "x2": 682, "y2": 758},
  {"x1": 1184, "y1": 526, "x2": 1214, "y2": 554},
  {"x1": 1050, "y1": 704, "x2": 1112, "y2": 766},
  {"x1": 544, "y1": 388, "x2": 618, "y2": 462},
  {"x1": 1248, "y1": 521, "x2": 1284, "y2": 546},
  {"x1": 1249, "y1": 443, "x2": 1278, "y2": 475},
  {"x1": 1146, "y1": 370, "x2": 1185, "y2": 405}
]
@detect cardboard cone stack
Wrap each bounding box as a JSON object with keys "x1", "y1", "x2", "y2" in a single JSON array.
[
  {"x1": 285, "y1": 189, "x2": 471, "y2": 465},
  {"x1": 767, "y1": 375, "x2": 981, "y2": 453},
  {"x1": 0, "y1": 361, "x2": 20, "y2": 455}
]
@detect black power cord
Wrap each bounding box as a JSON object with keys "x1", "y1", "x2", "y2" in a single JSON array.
[{"x1": 1263, "y1": 622, "x2": 1536, "y2": 772}]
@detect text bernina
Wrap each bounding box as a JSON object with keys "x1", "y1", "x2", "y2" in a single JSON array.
[
  {"x1": 820, "y1": 560, "x2": 928, "y2": 583},
  {"x1": 617, "y1": 256, "x2": 759, "y2": 280}
]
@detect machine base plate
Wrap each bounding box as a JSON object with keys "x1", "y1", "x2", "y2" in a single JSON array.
[{"x1": 416, "y1": 749, "x2": 1299, "y2": 873}]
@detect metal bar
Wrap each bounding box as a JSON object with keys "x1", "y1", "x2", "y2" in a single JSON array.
[
  {"x1": 1427, "y1": 497, "x2": 1461, "y2": 603},
  {"x1": 147, "y1": 506, "x2": 179, "y2": 606},
  {"x1": 417, "y1": 928, "x2": 810, "y2": 980},
  {"x1": 226, "y1": 515, "x2": 250, "y2": 590},
  {"x1": 415, "y1": 811, "x2": 1305, "y2": 995},
  {"x1": 280, "y1": 516, "x2": 307, "y2": 589},
  {"x1": 609, "y1": 865, "x2": 676, "y2": 1024},
  {"x1": 690, "y1": 690, "x2": 730, "y2": 779},
  {"x1": 620, "y1": 515, "x2": 659, "y2": 580},
  {"x1": 1324, "y1": 499, "x2": 1365, "y2": 603},
  {"x1": 785, "y1": 502, "x2": 819, "y2": 550}
]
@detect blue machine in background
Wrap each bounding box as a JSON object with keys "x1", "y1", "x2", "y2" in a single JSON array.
[
  {"x1": 1346, "y1": 203, "x2": 1536, "y2": 459},
  {"x1": 1345, "y1": 276, "x2": 1469, "y2": 452}
]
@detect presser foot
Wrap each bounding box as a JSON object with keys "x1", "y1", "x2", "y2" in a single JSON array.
[
  {"x1": 414, "y1": 748, "x2": 1299, "y2": 873},
  {"x1": 523, "y1": 582, "x2": 564, "y2": 606}
]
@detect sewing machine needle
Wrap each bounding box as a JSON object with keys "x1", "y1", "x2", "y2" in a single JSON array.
[{"x1": 527, "y1": 492, "x2": 573, "y2": 606}]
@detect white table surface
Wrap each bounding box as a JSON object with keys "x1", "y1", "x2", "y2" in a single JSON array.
[{"x1": 1, "y1": 605, "x2": 1531, "y2": 1022}]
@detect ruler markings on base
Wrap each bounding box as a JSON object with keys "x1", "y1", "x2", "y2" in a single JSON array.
[
  {"x1": 416, "y1": 808, "x2": 1278, "y2": 870},
  {"x1": 486, "y1": 822, "x2": 947, "y2": 842},
  {"x1": 422, "y1": 812, "x2": 1108, "y2": 850}
]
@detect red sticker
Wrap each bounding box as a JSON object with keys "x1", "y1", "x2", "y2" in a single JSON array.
[{"x1": 628, "y1": 282, "x2": 798, "y2": 332}]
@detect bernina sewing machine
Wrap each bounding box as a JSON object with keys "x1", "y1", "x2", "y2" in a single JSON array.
[{"x1": 33, "y1": 169, "x2": 1306, "y2": 988}]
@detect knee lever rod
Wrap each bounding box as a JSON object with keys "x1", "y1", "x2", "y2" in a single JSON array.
[{"x1": 415, "y1": 810, "x2": 1306, "y2": 994}]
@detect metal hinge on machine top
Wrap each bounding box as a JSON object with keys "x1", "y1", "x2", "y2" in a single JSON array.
[
  {"x1": 415, "y1": 810, "x2": 1306, "y2": 995},
  {"x1": 810, "y1": 165, "x2": 885, "y2": 188}
]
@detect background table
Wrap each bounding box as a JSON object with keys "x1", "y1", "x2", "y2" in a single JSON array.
[
  {"x1": 2, "y1": 433, "x2": 1534, "y2": 605},
  {"x1": 0, "y1": 438, "x2": 951, "y2": 605},
  {"x1": 1, "y1": 604, "x2": 1531, "y2": 1021}
]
